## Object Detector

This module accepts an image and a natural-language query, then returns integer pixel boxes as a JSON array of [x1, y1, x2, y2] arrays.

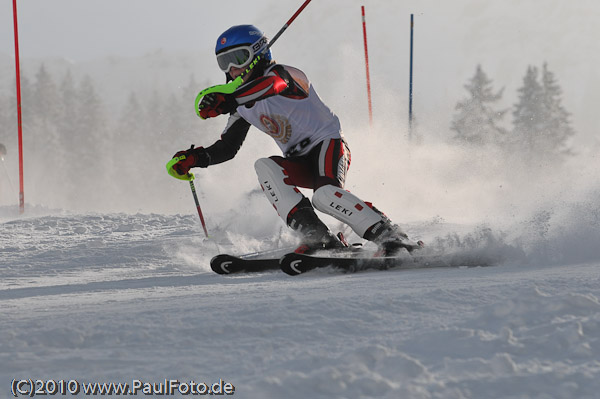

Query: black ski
[[279, 253, 395, 275], [210, 243, 364, 275], [279, 252, 494, 275], [210, 254, 280, 275]]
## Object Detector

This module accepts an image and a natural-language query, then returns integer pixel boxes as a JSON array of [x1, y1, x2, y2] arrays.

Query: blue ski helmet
[[215, 25, 272, 74]]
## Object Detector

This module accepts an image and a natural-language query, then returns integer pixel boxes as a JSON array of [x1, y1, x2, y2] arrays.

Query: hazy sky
[[1, 0, 264, 60], [1, 0, 599, 217], [2, 0, 600, 145]]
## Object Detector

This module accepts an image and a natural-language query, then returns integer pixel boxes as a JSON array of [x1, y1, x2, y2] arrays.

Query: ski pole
[[165, 148, 209, 238], [266, 0, 313, 52], [189, 178, 209, 238]]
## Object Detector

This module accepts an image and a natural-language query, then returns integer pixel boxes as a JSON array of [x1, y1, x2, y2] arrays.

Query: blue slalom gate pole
[[409, 14, 414, 140]]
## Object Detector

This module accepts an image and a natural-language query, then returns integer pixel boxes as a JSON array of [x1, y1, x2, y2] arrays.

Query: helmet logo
[[220, 37, 227, 45], [252, 36, 268, 53]]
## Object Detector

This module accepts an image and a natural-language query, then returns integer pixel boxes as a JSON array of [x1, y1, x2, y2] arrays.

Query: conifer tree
[[68, 75, 109, 204], [0, 94, 9, 200], [58, 70, 79, 146], [0, 95, 10, 145], [512, 66, 544, 155], [145, 90, 164, 143], [55, 70, 79, 178], [163, 92, 186, 140], [183, 75, 200, 133], [540, 63, 574, 157], [150, 91, 179, 155], [34, 66, 59, 185], [111, 91, 147, 198], [451, 65, 507, 146], [9, 73, 34, 148], [118, 91, 146, 151], [33, 64, 61, 131], [512, 64, 574, 162]]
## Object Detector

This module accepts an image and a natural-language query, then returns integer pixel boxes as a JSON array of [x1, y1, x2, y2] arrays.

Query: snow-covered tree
[[31, 65, 64, 200], [110, 91, 146, 197], [75, 75, 106, 140], [145, 90, 164, 142], [0, 95, 10, 146], [117, 91, 146, 150], [58, 70, 78, 143], [67, 75, 109, 203], [512, 64, 574, 162], [512, 66, 543, 155], [450, 65, 507, 146], [33, 65, 61, 129], [163, 93, 186, 138], [9, 73, 35, 147], [539, 63, 574, 157], [55, 70, 79, 176]]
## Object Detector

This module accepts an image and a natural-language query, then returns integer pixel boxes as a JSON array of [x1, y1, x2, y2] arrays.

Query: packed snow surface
[[2, 207, 599, 399]]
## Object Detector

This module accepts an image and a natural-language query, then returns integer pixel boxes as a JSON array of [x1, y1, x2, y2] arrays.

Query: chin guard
[[194, 56, 262, 119]]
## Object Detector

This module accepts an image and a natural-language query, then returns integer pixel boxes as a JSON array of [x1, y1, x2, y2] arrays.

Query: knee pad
[[312, 185, 383, 238], [255, 158, 305, 223]]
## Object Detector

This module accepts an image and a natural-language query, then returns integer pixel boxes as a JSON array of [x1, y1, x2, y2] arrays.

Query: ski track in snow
[[1, 209, 600, 399]]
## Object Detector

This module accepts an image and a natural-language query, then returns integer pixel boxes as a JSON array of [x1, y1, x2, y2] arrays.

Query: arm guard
[[233, 74, 289, 106], [232, 64, 310, 106]]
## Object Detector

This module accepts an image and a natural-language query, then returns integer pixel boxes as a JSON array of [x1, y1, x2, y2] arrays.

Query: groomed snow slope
[[1, 208, 599, 399]]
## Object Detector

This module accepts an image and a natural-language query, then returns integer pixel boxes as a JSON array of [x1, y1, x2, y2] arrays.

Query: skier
[[169, 25, 422, 255]]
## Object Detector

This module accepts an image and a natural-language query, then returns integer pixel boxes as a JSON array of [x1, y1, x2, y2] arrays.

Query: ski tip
[[280, 254, 301, 276], [210, 254, 233, 274], [280, 253, 323, 276], [280, 253, 313, 276]]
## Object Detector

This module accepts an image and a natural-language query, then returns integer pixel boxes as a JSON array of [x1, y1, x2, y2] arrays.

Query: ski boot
[[294, 230, 348, 255], [288, 201, 347, 255], [364, 220, 424, 257]]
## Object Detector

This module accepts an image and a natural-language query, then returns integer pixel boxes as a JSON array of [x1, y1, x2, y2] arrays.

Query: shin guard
[[254, 157, 305, 223], [312, 185, 383, 238]]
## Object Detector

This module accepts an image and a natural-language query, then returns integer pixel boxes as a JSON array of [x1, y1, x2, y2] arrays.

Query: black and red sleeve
[[233, 74, 289, 105], [233, 65, 310, 105], [203, 113, 252, 165]]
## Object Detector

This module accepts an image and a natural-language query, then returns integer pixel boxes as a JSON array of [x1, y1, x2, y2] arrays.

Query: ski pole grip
[[166, 156, 195, 181]]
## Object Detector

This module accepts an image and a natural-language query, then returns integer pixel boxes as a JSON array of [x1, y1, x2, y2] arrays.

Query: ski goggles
[[216, 46, 254, 73]]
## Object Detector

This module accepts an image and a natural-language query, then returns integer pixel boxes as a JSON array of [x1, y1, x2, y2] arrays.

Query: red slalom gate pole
[[12, 0, 25, 214], [361, 6, 373, 127]]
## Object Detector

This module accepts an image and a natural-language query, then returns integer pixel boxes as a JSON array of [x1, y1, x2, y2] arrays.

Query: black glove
[[198, 92, 237, 119], [171, 145, 210, 175]]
